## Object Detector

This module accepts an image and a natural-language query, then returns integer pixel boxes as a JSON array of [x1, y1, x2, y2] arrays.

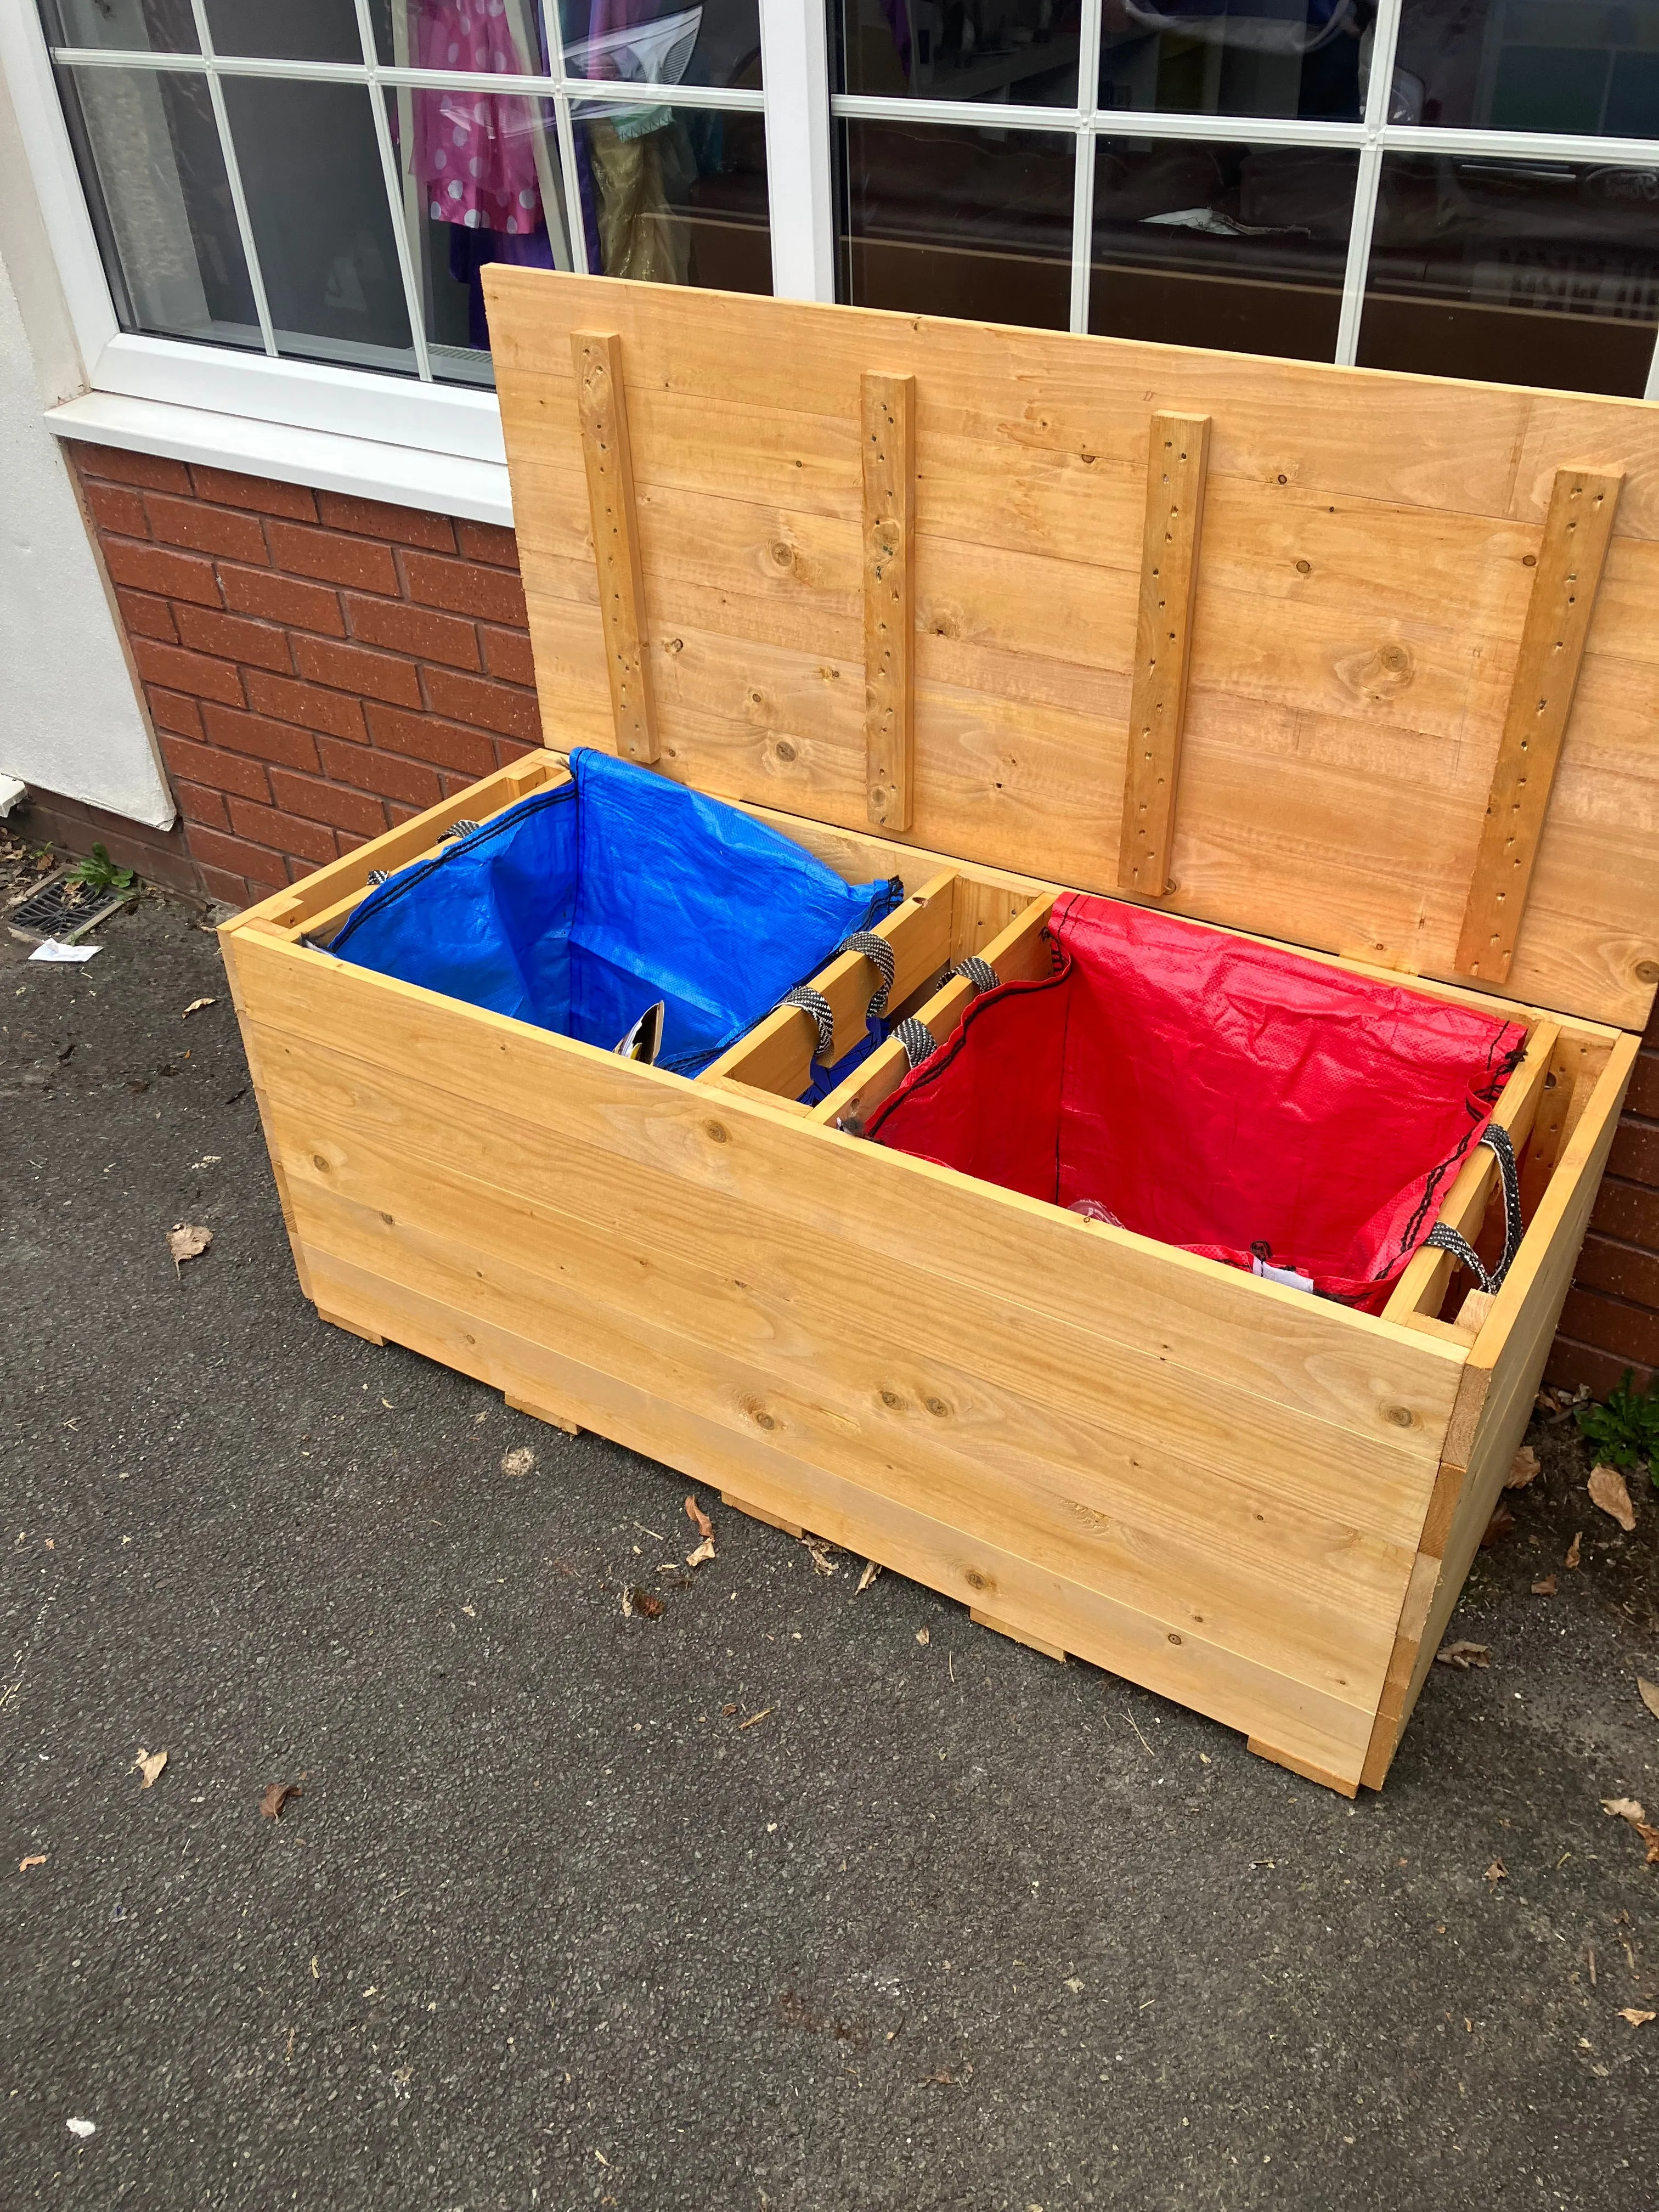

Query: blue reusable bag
[[326, 748, 902, 1075]]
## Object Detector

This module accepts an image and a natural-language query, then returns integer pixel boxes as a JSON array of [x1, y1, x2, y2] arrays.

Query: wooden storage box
[[221, 276, 1659, 1796]]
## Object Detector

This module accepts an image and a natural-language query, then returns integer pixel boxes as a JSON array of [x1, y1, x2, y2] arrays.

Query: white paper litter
[[29, 940, 101, 964], [66, 2118, 97, 2138]]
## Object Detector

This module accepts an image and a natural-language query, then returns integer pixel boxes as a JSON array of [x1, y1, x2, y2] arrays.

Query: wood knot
[[1337, 640, 1417, 701], [312, 1153, 329, 1172], [965, 1568, 990, 1593], [1384, 1403, 1415, 1429], [1636, 958, 1659, 986], [925, 1396, 949, 1418], [703, 1120, 729, 1144], [1167, 1631, 1183, 1645], [1295, 558, 1312, 575], [775, 739, 797, 763], [880, 1389, 904, 1410]]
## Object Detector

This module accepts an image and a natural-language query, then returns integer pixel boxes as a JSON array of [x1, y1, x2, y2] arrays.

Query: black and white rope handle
[[1424, 1124, 1522, 1295], [778, 930, 898, 1065]]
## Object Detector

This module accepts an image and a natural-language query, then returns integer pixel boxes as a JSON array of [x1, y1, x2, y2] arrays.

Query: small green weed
[[1576, 1369, 1659, 1486], [70, 843, 138, 894]]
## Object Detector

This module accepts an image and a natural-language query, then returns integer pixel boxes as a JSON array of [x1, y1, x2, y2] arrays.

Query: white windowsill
[[45, 388, 515, 528]]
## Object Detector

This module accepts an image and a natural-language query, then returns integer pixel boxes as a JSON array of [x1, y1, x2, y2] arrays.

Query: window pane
[[383, 0, 547, 75], [383, 87, 574, 383], [572, 105, 771, 292], [838, 0, 1080, 106], [840, 120, 1073, 326], [54, 64, 259, 345], [1395, 0, 1659, 137], [1098, 1, 1363, 123], [1089, 138, 1356, 358], [38, 0, 198, 52], [220, 77, 416, 371], [1358, 154, 1659, 397], [561, 0, 762, 92], [203, 0, 365, 61]]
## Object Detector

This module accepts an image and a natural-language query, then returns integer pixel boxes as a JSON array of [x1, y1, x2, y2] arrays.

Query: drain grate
[[6, 867, 129, 945]]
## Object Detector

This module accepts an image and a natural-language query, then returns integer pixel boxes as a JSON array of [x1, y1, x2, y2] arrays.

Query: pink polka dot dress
[[413, 1, 544, 236]]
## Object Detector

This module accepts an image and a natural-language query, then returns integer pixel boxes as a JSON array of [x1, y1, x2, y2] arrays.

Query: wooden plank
[[861, 371, 916, 831], [1455, 466, 1624, 984], [1361, 1033, 1639, 1787], [721, 1492, 805, 1539], [572, 329, 658, 765], [1381, 1019, 1560, 1325], [700, 867, 957, 1099], [1119, 413, 1210, 898], [810, 895, 1057, 1131], [487, 274, 1659, 1029]]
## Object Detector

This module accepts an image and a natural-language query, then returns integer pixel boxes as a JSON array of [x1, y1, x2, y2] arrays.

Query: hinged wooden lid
[[486, 269, 1659, 1032]]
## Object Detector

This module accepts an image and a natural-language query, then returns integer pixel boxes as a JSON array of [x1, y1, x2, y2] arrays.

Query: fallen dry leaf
[[1531, 1576, 1558, 1596], [1485, 1858, 1507, 1883], [622, 1586, 664, 1620], [182, 996, 217, 1018], [1480, 1505, 1515, 1548], [720, 1702, 738, 1717], [1639, 1678, 1659, 1723], [1588, 1464, 1637, 1532], [259, 1781, 303, 1821], [1505, 1446, 1541, 1491], [685, 1537, 716, 1570], [1602, 1797, 1648, 1825], [166, 1222, 211, 1272], [1565, 1530, 1583, 1570], [131, 1747, 167, 1789], [1640, 1825, 1659, 1866], [801, 1537, 839, 1577], [500, 1447, 536, 1479], [738, 1706, 772, 1730], [1436, 1640, 1490, 1671], [685, 1495, 713, 1542], [1619, 2008, 1656, 2027], [916, 1627, 930, 1646], [18, 1854, 47, 1872], [855, 1560, 882, 1594]]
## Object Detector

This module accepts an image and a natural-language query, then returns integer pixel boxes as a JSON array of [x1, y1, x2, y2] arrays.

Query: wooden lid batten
[[491, 271, 1659, 1033]]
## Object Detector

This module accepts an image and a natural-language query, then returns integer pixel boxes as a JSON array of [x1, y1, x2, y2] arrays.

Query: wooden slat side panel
[[1119, 413, 1210, 897], [1456, 468, 1623, 983], [230, 933, 1463, 1462], [299, 1243, 1378, 1785], [861, 371, 916, 831], [1361, 1034, 1638, 1787], [572, 329, 659, 764], [487, 272, 1659, 1029]]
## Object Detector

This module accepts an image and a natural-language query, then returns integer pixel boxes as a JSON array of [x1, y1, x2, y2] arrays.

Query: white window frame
[[4, 0, 1659, 528]]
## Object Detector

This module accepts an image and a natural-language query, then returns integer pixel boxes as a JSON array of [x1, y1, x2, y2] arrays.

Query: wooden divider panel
[[486, 270, 1659, 1032]]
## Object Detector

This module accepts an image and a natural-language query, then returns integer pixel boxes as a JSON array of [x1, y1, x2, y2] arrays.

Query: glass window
[[203, 1, 368, 64], [1098, 0, 1365, 123], [1394, 0, 1659, 138], [840, 119, 1074, 326], [838, 0, 1082, 106], [1357, 153, 1659, 396], [385, 87, 574, 382], [39, 0, 197, 52], [560, 0, 763, 92], [1090, 137, 1358, 357], [53, 63, 259, 346], [219, 76, 417, 371], [385, 0, 544, 75], [573, 103, 771, 292]]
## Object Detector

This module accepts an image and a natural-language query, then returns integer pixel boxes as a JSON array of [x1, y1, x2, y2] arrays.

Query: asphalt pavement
[[3, 889, 1656, 2212]]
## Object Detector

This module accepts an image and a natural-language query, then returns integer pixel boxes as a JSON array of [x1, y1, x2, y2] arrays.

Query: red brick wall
[[69, 441, 543, 910], [58, 435, 1659, 1401], [1547, 998, 1659, 1398]]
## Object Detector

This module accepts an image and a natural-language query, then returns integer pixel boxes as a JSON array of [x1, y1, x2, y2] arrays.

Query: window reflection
[[1359, 153, 1659, 396], [560, 0, 763, 91], [838, 0, 1082, 108], [840, 120, 1074, 326], [1097, 0, 1366, 123], [1396, 0, 1659, 139], [1090, 137, 1356, 356], [573, 106, 771, 292]]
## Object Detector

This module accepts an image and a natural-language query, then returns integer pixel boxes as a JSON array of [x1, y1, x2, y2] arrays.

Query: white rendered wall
[[0, 72, 172, 831]]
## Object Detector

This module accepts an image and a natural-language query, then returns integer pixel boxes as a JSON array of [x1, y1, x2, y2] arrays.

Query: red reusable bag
[[866, 892, 1527, 1311]]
